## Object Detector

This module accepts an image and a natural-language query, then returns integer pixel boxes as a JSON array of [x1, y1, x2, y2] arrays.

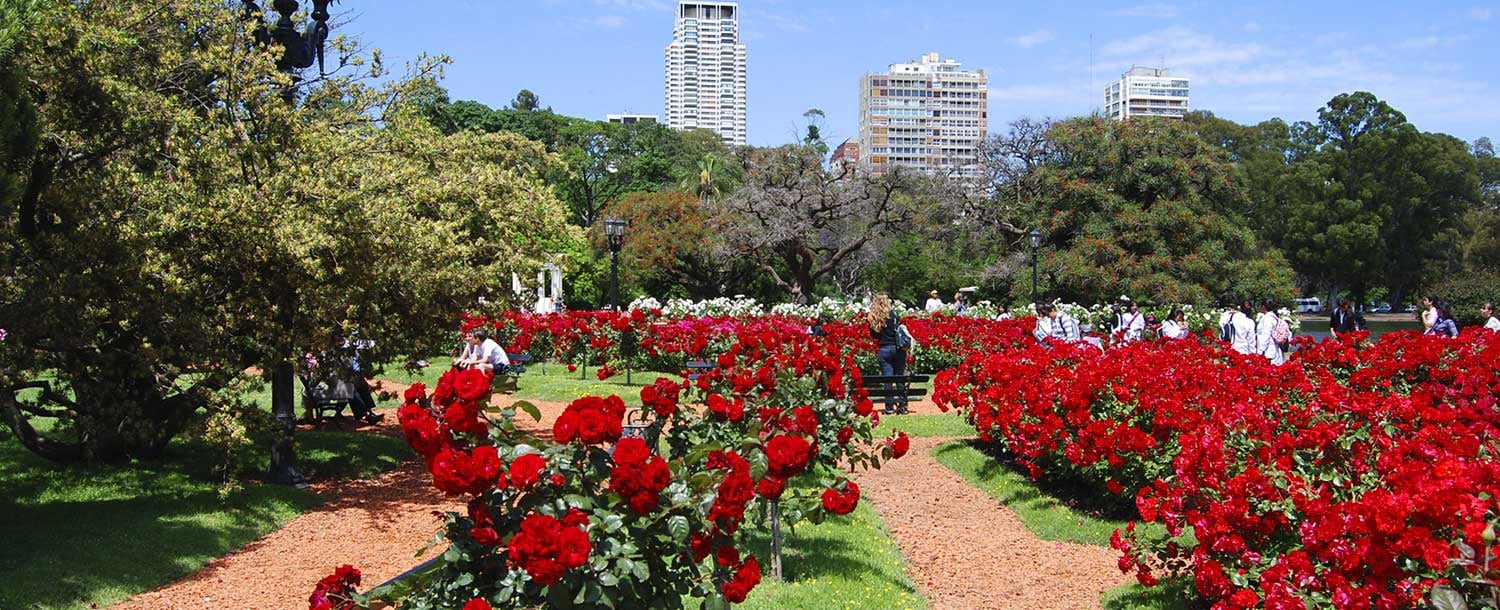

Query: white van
[[1294, 297, 1322, 313]]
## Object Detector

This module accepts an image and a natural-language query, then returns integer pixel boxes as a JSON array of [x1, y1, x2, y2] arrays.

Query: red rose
[[690, 532, 712, 562], [715, 544, 740, 566], [722, 556, 762, 603], [567, 363, 578, 372], [508, 514, 592, 586], [509, 453, 546, 489], [756, 476, 786, 500], [707, 393, 745, 421], [610, 437, 671, 514], [307, 564, 361, 610], [836, 426, 853, 445], [463, 599, 492, 610], [853, 398, 874, 416], [433, 370, 456, 405], [641, 378, 681, 418], [470, 526, 500, 546], [764, 435, 813, 479], [888, 431, 910, 459], [792, 406, 818, 435], [453, 368, 492, 402], [398, 402, 445, 458], [553, 396, 626, 444], [821, 481, 859, 515], [403, 382, 427, 402]]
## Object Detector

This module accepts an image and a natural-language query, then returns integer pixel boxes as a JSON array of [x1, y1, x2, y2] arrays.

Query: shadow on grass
[[1102, 579, 1201, 610], [945, 439, 1139, 522], [0, 424, 413, 610]]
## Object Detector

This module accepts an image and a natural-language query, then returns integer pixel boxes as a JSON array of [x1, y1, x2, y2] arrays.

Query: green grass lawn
[[377, 359, 665, 404], [874, 412, 973, 439], [930, 440, 1193, 609], [0, 402, 411, 610], [730, 501, 925, 610]]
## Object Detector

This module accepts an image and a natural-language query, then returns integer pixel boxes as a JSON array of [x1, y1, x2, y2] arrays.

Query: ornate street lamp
[[605, 218, 627, 311], [242, 0, 333, 487], [1029, 228, 1042, 303]]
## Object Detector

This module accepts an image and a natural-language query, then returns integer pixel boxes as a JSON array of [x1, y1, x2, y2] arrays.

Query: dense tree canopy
[[1030, 117, 1297, 304], [0, 0, 575, 462]]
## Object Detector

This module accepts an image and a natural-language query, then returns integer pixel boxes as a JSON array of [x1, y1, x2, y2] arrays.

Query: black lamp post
[[1029, 228, 1042, 303], [605, 218, 627, 311], [243, 0, 333, 487]]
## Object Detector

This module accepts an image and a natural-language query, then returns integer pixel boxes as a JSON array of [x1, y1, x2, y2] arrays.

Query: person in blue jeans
[[865, 292, 908, 414]]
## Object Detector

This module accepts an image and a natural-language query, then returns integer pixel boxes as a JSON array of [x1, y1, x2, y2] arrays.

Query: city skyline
[[351, 1, 1499, 146]]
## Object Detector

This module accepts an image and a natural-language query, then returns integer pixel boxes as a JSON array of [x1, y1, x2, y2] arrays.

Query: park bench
[[684, 359, 715, 381], [300, 373, 359, 422], [859, 373, 929, 415], [491, 352, 531, 393]]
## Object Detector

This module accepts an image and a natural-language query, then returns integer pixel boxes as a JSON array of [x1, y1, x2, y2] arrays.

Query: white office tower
[[1104, 66, 1190, 120], [664, 2, 748, 146], [859, 52, 988, 178]]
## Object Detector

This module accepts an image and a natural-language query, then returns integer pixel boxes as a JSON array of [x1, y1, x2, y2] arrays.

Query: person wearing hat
[[924, 290, 943, 313]]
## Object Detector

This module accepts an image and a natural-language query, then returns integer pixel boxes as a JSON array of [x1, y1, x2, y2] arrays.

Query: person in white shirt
[[1032, 304, 1057, 343], [924, 290, 943, 313], [1421, 295, 1438, 331], [1225, 302, 1257, 355], [1255, 300, 1286, 365], [1160, 309, 1189, 339], [1483, 302, 1500, 332], [456, 329, 510, 373], [1056, 309, 1082, 341], [995, 304, 1012, 320], [1117, 300, 1146, 342]]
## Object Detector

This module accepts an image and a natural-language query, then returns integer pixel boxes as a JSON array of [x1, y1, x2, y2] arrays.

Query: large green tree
[[0, 0, 576, 462], [1030, 117, 1297, 304]]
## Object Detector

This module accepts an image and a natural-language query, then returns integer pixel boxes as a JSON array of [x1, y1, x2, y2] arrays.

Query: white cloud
[[593, 0, 668, 11], [989, 84, 1077, 102], [762, 13, 809, 33], [1102, 26, 1263, 69], [1109, 3, 1178, 18], [1009, 29, 1055, 48]]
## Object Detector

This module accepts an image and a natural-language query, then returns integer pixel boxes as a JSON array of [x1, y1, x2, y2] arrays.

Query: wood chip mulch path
[[852, 436, 1127, 610], [116, 382, 1123, 609]]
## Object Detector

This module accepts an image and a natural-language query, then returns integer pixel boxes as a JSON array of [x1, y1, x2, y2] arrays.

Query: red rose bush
[[937, 329, 1500, 609], [315, 308, 907, 608]]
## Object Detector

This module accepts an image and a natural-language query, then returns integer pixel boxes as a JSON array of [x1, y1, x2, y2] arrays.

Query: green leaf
[[513, 400, 543, 422], [1430, 586, 1467, 610], [667, 515, 690, 543], [702, 593, 730, 610]]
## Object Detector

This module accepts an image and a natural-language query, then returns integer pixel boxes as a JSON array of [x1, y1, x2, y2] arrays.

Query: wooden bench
[[684, 359, 715, 381], [491, 352, 531, 393], [300, 374, 358, 422], [860, 374, 929, 415]]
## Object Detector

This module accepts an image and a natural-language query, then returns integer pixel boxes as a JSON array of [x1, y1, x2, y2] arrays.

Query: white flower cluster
[[628, 296, 1300, 332]]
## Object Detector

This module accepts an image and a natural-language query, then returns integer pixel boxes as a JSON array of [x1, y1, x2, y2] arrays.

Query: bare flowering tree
[[713, 144, 957, 303]]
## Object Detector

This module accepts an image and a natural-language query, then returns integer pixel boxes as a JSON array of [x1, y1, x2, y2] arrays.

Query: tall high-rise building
[[1104, 66, 1190, 120], [859, 52, 987, 178], [664, 2, 747, 146]]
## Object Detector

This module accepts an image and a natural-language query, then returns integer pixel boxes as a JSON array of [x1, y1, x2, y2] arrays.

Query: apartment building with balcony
[[1104, 66, 1190, 120], [664, 1, 747, 146], [858, 52, 988, 178]]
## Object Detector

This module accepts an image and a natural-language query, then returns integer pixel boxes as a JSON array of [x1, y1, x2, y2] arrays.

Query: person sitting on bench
[[455, 329, 510, 373]]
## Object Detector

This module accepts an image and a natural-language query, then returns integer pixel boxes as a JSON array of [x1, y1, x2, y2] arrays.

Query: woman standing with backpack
[[1256, 300, 1288, 365], [866, 293, 909, 414], [1426, 301, 1460, 338], [1222, 302, 1258, 355]]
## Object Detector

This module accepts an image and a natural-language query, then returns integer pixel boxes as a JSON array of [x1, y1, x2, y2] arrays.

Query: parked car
[[1374, 304, 1393, 313], [1402, 304, 1418, 313], [1294, 297, 1323, 313]]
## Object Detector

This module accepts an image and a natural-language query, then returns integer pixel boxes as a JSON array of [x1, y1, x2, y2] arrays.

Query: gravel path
[[113, 385, 573, 610], [116, 382, 1122, 609], [852, 436, 1127, 610]]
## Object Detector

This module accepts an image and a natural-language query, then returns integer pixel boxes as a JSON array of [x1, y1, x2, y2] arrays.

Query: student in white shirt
[[1118, 301, 1146, 342], [1160, 309, 1189, 339], [456, 329, 510, 373], [1255, 300, 1286, 366], [924, 290, 943, 313], [1483, 302, 1500, 332], [1033, 304, 1057, 343], [1225, 302, 1257, 355]]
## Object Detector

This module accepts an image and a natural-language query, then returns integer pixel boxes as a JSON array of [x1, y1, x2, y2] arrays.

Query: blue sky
[[350, 0, 1498, 146]]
